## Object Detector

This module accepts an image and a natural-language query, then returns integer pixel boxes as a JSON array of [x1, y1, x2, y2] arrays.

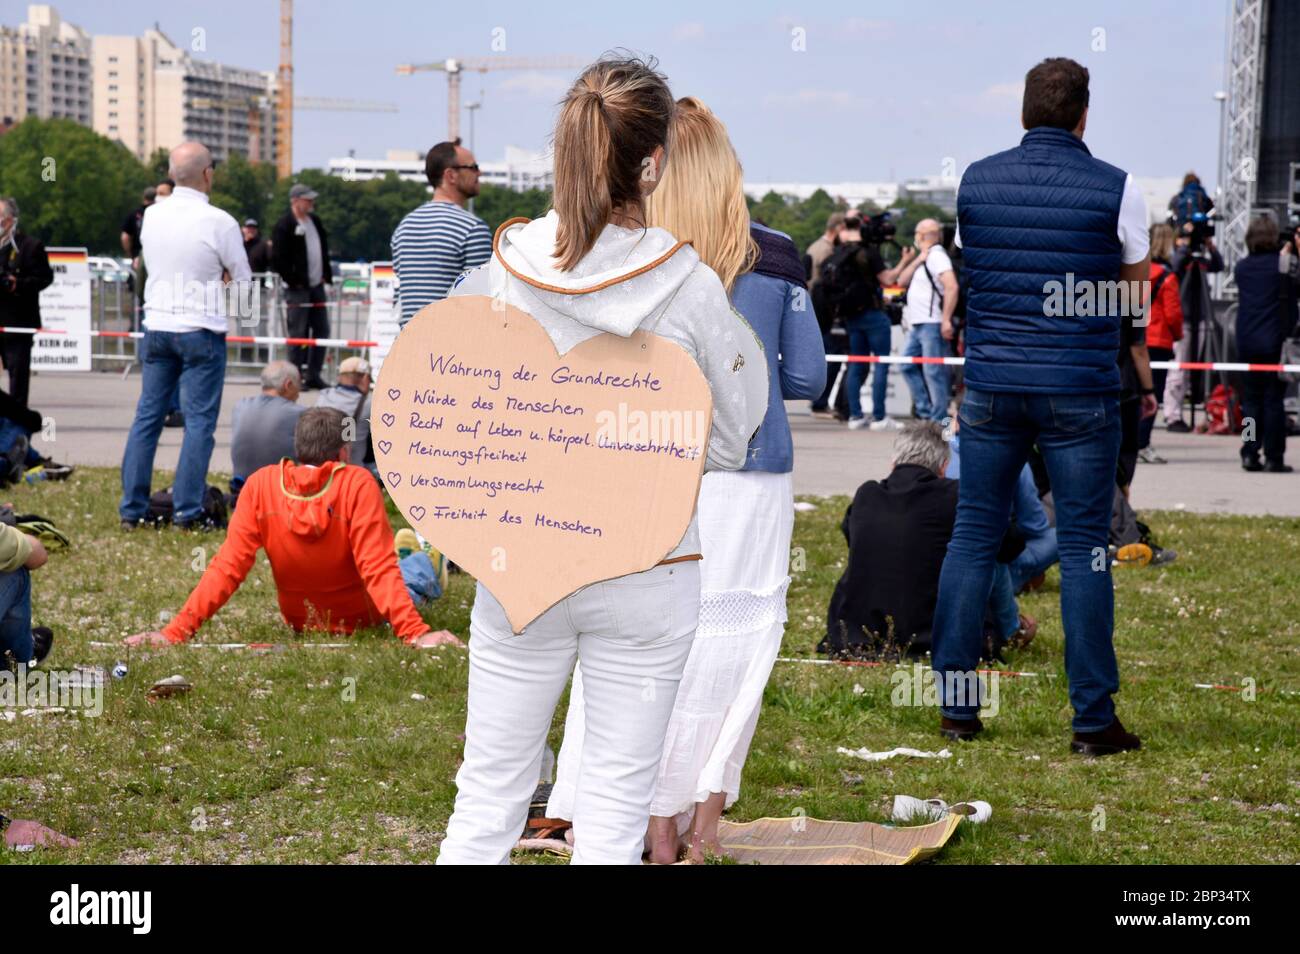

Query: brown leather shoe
[[1071, 718, 1141, 756], [1008, 613, 1037, 649], [940, 716, 983, 742]]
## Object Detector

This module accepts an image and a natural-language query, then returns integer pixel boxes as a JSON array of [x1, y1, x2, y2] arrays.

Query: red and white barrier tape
[[3, 325, 1297, 372], [826, 354, 1300, 373]]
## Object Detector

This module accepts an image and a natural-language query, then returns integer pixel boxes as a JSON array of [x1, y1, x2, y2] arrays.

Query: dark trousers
[[811, 328, 840, 410], [1138, 346, 1173, 449], [1238, 365, 1287, 465], [0, 333, 32, 408], [285, 284, 329, 385]]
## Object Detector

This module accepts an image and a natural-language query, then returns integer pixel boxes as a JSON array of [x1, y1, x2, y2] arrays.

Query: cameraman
[[0, 198, 53, 409], [1164, 221, 1223, 431], [1234, 216, 1299, 473], [823, 213, 910, 430]]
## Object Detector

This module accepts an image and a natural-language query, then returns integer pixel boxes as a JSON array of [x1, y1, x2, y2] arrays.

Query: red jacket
[[1147, 262, 1185, 351], [163, 460, 426, 643]]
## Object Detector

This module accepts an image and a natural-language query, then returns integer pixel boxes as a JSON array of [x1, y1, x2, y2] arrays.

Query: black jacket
[[822, 465, 959, 657], [0, 231, 54, 329], [1233, 251, 1299, 361], [271, 212, 332, 290], [245, 237, 272, 274]]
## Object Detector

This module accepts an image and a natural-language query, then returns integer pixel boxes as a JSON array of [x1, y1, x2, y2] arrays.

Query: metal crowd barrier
[[89, 274, 372, 379]]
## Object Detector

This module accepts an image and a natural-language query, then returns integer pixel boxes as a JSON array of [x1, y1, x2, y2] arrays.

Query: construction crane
[[276, 0, 293, 178], [395, 56, 586, 142]]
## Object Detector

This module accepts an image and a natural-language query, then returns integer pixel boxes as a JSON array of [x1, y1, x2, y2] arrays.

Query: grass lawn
[[2, 466, 1297, 864]]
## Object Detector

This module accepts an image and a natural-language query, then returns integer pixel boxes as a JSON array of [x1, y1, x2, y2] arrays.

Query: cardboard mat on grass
[[717, 813, 962, 865]]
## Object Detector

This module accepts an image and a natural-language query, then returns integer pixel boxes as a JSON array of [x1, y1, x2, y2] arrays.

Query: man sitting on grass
[[124, 408, 461, 649], [0, 519, 52, 671]]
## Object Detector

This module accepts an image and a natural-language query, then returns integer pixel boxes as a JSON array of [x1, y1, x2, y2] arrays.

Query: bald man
[[894, 218, 959, 421], [120, 141, 252, 530]]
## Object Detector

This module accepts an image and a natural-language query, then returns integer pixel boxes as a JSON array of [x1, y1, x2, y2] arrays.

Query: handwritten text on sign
[[373, 296, 712, 632]]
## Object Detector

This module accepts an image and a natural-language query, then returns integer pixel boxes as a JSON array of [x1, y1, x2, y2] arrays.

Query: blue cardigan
[[732, 224, 827, 473]]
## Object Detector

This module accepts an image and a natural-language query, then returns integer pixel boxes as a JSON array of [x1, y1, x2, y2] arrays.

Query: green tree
[[472, 185, 552, 235], [146, 147, 170, 183], [210, 152, 278, 227], [0, 117, 151, 254]]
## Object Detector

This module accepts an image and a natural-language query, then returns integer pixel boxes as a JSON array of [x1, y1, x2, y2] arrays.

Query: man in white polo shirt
[[894, 218, 959, 421], [119, 141, 251, 530]]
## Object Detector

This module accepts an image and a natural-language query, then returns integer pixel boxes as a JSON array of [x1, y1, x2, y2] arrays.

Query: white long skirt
[[548, 469, 794, 828]]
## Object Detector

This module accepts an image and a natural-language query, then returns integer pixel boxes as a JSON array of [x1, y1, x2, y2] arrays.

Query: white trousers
[[550, 471, 794, 829], [1163, 335, 1189, 423], [436, 561, 699, 865]]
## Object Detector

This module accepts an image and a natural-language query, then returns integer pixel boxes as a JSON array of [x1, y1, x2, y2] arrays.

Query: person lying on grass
[[124, 407, 462, 649]]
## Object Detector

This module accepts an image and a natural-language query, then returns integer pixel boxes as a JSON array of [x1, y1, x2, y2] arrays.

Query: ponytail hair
[[552, 54, 675, 271]]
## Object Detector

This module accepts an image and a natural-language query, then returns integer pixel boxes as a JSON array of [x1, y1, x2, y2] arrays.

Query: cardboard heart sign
[[373, 296, 712, 632]]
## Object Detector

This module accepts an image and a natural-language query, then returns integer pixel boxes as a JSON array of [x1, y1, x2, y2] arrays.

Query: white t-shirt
[[302, 215, 324, 287], [904, 245, 953, 325], [954, 174, 1151, 264], [141, 186, 252, 334]]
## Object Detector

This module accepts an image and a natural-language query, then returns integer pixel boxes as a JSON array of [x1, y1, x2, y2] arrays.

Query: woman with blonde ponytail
[[436, 56, 769, 866], [547, 97, 826, 862]]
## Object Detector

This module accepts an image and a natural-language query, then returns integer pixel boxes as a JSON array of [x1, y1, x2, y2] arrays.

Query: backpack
[[147, 485, 229, 529], [1204, 383, 1244, 435], [819, 242, 877, 321]]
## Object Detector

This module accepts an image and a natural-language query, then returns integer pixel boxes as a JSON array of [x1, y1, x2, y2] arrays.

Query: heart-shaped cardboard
[[373, 296, 713, 633]]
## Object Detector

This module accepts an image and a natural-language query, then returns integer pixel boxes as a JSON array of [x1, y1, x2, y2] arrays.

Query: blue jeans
[[1010, 526, 1059, 593], [0, 418, 41, 468], [988, 564, 1020, 644], [0, 568, 32, 666], [932, 389, 1121, 731], [400, 551, 443, 606], [120, 329, 227, 525], [844, 310, 891, 421], [901, 322, 951, 420]]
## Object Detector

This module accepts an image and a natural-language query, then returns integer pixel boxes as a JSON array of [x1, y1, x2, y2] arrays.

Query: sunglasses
[[451, 163, 480, 172]]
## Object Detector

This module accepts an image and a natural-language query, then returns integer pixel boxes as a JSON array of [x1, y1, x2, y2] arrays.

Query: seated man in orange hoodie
[[124, 407, 460, 649]]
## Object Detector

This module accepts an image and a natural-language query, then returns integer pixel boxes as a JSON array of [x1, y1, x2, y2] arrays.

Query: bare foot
[[646, 815, 680, 865]]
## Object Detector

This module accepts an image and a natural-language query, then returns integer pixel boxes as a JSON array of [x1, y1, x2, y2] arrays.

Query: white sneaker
[[1137, 447, 1167, 464], [891, 795, 993, 824], [847, 416, 869, 430], [868, 417, 902, 432]]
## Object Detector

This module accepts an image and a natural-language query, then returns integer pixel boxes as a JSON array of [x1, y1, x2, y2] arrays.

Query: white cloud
[[673, 22, 707, 41], [497, 72, 571, 98], [981, 82, 1025, 103]]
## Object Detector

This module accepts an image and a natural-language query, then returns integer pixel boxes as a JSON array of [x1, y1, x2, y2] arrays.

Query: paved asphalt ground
[[28, 370, 1300, 517]]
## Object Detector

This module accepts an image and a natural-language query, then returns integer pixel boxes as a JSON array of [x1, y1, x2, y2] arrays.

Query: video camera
[[845, 210, 898, 248], [1171, 209, 1216, 256]]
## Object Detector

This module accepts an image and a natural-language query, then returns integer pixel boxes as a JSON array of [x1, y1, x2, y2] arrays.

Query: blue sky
[[37, 0, 1230, 186]]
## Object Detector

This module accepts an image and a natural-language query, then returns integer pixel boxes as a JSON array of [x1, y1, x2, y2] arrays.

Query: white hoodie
[[451, 210, 768, 559]]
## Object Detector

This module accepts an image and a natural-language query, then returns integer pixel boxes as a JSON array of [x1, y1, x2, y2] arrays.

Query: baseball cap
[[289, 183, 319, 201], [243, 218, 258, 227], [338, 356, 371, 376]]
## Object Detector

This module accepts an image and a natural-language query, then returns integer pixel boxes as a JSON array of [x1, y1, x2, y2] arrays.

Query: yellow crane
[[395, 56, 586, 142], [277, 0, 292, 178]]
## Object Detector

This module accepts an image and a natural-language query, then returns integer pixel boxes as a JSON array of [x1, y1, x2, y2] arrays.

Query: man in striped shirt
[[392, 140, 493, 328]]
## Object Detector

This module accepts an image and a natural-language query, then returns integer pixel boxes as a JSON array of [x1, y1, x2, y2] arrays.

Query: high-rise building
[[0, 4, 92, 126], [92, 27, 275, 164]]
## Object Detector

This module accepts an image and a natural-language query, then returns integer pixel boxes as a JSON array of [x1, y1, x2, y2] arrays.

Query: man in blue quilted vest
[[932, 57, 1151, 756]]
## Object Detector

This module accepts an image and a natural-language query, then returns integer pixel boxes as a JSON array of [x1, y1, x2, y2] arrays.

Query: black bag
[[819, 242, 877, 322], [147, 485, 229, 529]]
